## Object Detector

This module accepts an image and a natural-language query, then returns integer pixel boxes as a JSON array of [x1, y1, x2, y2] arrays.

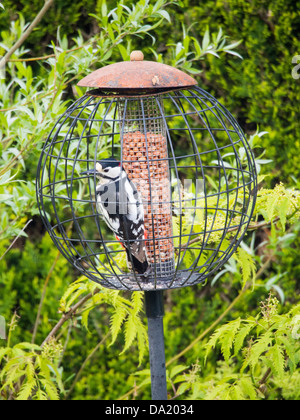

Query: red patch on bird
[[116, 235, 125, 249]]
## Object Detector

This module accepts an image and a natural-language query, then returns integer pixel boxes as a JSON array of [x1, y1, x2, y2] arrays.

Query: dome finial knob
[[130, 50, 144, 61]]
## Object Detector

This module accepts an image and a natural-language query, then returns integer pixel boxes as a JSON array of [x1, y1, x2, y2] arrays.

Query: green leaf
[[202, 27, 210, 51], [135, 24, 152, 33], [279, 196, 290, 230], [192, 37, 202, 57], [117, 43, 129, 61], [15, 343, 41, 351], [216, 27, 223, 44], [269, 343, 285, 378], [81, 306, 93, 331], [132, 292, 144, 315], [154, 10, 171, 23], [277, 335, 296, 372], [234, 321, 256, 356], [223, 50, 243, 59], [101, 0, 107, 17], [121, 315, 137, 354], [266, 192, 279, 221], [40, 378, 60, 400], [222, 40, 243, 50], [136, 318, 148, 365], [205, 319, 241, 364], [110, 306, 127, 346], [239, 377, 257, 400], [17, 380, 36, 401], [0, 194, 13, 202], [234, 247, 256, 288], [170, 365, 188, 379], [107, 24, 115, 42], [242, 331, 274, 373], [177, 381, 191, 396], [220, 319, 241, 364]]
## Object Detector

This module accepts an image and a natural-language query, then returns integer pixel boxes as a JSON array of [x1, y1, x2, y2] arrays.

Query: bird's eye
[[104, 168, 109, 173]]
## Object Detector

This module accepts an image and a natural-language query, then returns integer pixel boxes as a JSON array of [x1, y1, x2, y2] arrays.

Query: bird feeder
[[36, 51, 257, 400]]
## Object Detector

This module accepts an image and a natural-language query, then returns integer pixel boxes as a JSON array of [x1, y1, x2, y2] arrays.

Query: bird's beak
[[81, 163, 103, 177], [80, 169, 97, 177]]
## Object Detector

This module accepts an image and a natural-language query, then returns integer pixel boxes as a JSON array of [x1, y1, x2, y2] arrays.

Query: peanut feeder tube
[[119, 97, 175, 284]]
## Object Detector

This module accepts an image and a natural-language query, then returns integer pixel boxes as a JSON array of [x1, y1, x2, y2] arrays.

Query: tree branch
[[41, 288, 101, 348], [7, 45, 85, 63], [32, 251, 61, 344], [0, 0, 55, 69], [0, 219, 33, 261]]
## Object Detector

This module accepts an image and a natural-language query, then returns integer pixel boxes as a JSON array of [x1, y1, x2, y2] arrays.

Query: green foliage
[[197, 295, 300, 400], [0, 315, 64, 401], [173, 0, 300, 183], [139, 295, 300, 400], [234, 247, 256, 288], [59, 278, 148, 366], [0, 0, 96, 55], [255, 183, 300, 228], [152, 24, 244, 75]]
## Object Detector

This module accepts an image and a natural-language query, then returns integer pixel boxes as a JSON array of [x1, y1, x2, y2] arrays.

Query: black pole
[[145, 290, 168, 400]]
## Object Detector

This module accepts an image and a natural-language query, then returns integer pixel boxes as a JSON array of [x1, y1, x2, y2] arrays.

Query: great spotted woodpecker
[[81, 158, 150, 277]]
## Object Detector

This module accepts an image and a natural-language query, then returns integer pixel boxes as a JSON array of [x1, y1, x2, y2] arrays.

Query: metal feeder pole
[[145, 291, 168, 400]]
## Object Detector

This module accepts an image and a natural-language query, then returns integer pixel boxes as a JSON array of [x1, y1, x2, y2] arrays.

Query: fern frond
[[204, 383, 232, 400], [1, 358, 25, 388], [121, 314, 138, 354], [239, 377, 257, 400], [266, 193, 279, 221], [277, 335, 296, 372], [220, 319, 241, 364], [234, 247, 256, 288], [242, 331, 274, 373], [132, 292, 144, 316], [205, 319, 241, 364], [269, 343, 285, 378], [34, 388, 48, 401], [25, 358, 35, 383], [40, 378, 59, 401], [279, 196, 290, 230], [136, 318, 148, 366], [110, 306, 127, 346], [81, 305, 95, 332], [234, 321, 256, 356], [0, 347, 10, 363], [59, 281, 85, 313], [231, 383, 245, 400], [204, 326, 226, 364], [16, 379, 36, 401]]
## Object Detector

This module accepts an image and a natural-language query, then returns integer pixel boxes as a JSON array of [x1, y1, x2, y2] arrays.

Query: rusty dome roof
[[77, 51, 197, 95]]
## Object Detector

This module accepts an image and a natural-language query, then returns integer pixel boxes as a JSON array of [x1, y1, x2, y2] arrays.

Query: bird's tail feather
[[116, 235, 151, 280]]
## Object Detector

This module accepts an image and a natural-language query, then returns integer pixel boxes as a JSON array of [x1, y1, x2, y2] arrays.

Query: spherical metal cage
[[36, 86, 257, 291]]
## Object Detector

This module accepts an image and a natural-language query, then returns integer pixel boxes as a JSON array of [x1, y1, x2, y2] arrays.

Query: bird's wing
[[96, 178, 148, 265]]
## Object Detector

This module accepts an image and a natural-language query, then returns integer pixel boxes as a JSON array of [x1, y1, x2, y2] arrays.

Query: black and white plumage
[[82, 158, 150, 276]]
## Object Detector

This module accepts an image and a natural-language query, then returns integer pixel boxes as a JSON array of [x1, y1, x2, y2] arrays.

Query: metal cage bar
[[36, 87, 257, 291]]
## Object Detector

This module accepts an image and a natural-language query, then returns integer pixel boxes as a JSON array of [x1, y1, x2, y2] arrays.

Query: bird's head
[[81, 158, 123, 181]]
